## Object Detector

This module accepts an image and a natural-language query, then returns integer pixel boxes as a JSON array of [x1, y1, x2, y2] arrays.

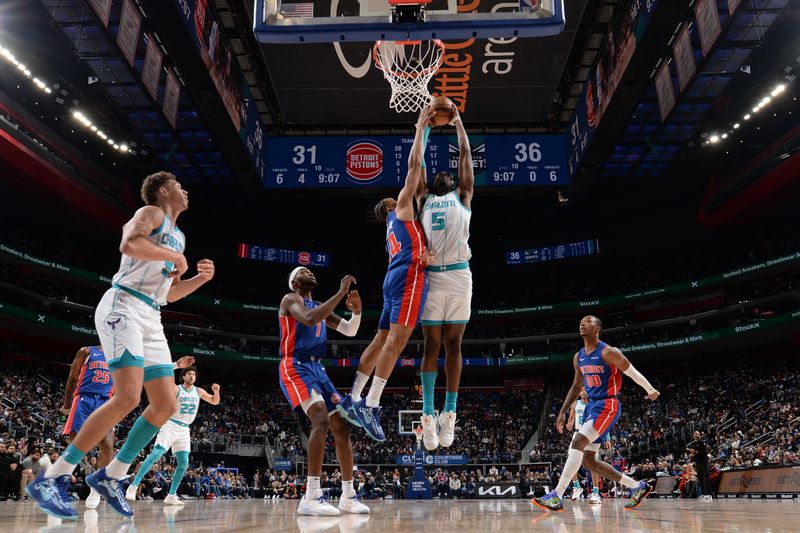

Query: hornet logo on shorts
[[106, 318, 122, 330], [345, 141, 383, 184], [330, 393, 342, 405]]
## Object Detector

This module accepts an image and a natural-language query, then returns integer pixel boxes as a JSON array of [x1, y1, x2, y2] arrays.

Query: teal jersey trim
[[425, 261, 469, 272], [113, 283, 161, 310], [107, 350, 144, 372], [168, 418, 191, 428], [149, 215, 167, 236], [453, 191, 471, 212], [144, 364, 176, 382]]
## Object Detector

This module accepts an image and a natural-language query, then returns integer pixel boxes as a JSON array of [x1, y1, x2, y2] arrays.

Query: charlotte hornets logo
[[107, 318, 122, 330]]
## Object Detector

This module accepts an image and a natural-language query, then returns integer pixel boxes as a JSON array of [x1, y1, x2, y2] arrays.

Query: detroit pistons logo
[[298, 252, 311, 266], [330, 393, 342, 405], [346, 141, 383, 183]]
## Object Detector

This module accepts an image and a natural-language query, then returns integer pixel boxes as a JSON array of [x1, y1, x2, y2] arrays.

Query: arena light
[[733, 123, 740, 129], [721, 133, 728, 139], [118, 144, 129, 152], [709, 134, 720, 144], [752, 106, 761, 113], [0, 41, 56, 98], [743, 114, 751, 120]]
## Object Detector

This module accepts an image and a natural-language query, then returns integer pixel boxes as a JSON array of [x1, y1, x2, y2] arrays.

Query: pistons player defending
[[278, 268, 369, 516], [337, 107, 435, 442], [60, 346, 113, 509], [533, 315, 660, 512]]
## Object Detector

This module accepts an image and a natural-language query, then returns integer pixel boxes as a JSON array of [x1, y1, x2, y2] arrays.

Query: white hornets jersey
[[420, 192, 471, 267], [112, 213, 185, 306], [172, 385, 200, 425]]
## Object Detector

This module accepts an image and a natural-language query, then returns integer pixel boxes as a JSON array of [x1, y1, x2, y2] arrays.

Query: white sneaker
[[86, 488, 102, 509], [437, 412, 457, 448], [338, 493, 370, 514], [164, 494, 185, 506], [125, 484, 138, 502], [571, 486, 584, 500], [421, 414, 439, 451], [589, 492, 601, 505], [297, 495, 341, 516]]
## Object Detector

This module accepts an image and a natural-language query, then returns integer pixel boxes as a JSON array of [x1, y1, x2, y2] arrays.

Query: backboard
[[254, 0, 565, 43]]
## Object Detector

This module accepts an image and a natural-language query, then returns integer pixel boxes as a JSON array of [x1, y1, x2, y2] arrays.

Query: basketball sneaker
[[338, 492, 370, 514], [297, 493, 341, 516], [86, 467, 134, 518], [531, 491, 563, 512], [351, 400, 385, 442], [437, 412, 457, 448], [571, 486, 584, 500], [624, 481, 653, 510], [588, 491, 601, 505], [26, 473, 78, 520], [125, 483, 138, 502], [421, 414, 439, 451], [85, 488, 102, 509], [335, 395, 362, 428], [164, 494, 185, 506]]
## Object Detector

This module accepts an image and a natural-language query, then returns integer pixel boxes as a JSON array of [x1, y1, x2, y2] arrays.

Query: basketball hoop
[[373, 39, 445, 113]]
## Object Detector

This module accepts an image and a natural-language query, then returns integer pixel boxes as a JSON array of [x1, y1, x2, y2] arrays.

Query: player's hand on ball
[[555, 412, 566, 434], [176, 356, 195, 368], [449, 105, 462, 126], [346, 290, 362, 314], [196, 259, 215, 281], [60, 406, 71, 416], [417, 106, 436, 128], [339, 275, 356, 295], [211, 383, 220, 393], [646, 390, 660, 401]]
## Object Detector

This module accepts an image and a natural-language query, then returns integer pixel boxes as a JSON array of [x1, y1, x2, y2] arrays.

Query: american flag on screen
[[280, 2, 314, 18]]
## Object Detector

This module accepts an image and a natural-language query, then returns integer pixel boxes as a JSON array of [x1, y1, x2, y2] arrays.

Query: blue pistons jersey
[[77, 346, 113, 397], [278, 298, 327, 361], [577, 341, 621, 400]]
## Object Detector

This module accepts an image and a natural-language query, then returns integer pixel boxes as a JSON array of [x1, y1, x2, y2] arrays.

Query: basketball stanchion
[[406, 426, 433, 499]]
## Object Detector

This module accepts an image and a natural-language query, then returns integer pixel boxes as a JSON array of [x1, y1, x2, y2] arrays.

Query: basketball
[[430, 96, 455, 126]]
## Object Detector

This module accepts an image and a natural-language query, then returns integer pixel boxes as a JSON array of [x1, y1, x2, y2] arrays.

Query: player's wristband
[[623, 364, 656, 394], [172, 362, 179, 370], [336, 313, 361, 337]]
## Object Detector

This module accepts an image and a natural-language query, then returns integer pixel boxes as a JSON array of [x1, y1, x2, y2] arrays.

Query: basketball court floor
[[2, 498, 799, 532]]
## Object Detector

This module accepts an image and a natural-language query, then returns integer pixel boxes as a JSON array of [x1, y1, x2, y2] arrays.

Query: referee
[[687, 431, 712, 500]]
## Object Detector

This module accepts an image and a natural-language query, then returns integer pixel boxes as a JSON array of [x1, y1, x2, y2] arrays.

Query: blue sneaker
[[351, 400, 385, 442], [87, 467, 134, 518], [531, 490, 564, 512], [335, 395, 362, 428], [625, 481, 653, 510], [27, 473, 78, 520]]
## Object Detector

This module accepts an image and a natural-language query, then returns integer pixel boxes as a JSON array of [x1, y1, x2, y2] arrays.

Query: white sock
[[306, 476, 322, 499], [351, 372, 369, 401], [45, 457, 77, 479], [105, 458, 131, 479], [341, 480, 355, 497], [619, 474, 639, 489], [365, 376, 387, 408], [556, 449, 584, 498]]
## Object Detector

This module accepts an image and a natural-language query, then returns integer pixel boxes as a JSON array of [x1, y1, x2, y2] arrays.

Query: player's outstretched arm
[[167, 259, 215, 302], [397, 107, 436, 221], [452, 107, 474, 209], [282, 275, 356, 326], [61, 347, 90, 415], [198, 384, 221, 405], [556, 354, 583, 434], [326, 290, 362, 337], [602, 346, 660, 400], [120, 206, 188, 275]]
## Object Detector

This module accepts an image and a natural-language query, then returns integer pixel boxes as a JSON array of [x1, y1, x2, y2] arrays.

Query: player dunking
[[126, 366, 220, 505], [278, 267, 369, 516], [532, 315, 660, 512], [29, 171, 211, 519], [418, 105, 473, 450], [60, 345, 114, 510], [336, 107, 435, 442]]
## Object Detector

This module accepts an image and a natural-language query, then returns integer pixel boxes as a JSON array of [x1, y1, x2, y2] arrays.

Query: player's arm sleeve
[[623, 364, 656, 394], [334, 312, 361, 337]]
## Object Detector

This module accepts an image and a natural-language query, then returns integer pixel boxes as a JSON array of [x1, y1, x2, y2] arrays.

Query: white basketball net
[[373, 39, 445, 113]]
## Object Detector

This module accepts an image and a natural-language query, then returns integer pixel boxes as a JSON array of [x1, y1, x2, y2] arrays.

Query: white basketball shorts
[[420, 269, 472, 325]]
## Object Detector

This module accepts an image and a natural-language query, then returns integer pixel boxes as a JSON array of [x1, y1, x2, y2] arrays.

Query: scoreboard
[[263, 134, 569, 188], [506, 239, 600, 265], [238, 243, 330, 267]]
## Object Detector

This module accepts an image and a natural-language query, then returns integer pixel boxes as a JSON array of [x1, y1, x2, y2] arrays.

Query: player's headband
[[288, 266, 304, 290]]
